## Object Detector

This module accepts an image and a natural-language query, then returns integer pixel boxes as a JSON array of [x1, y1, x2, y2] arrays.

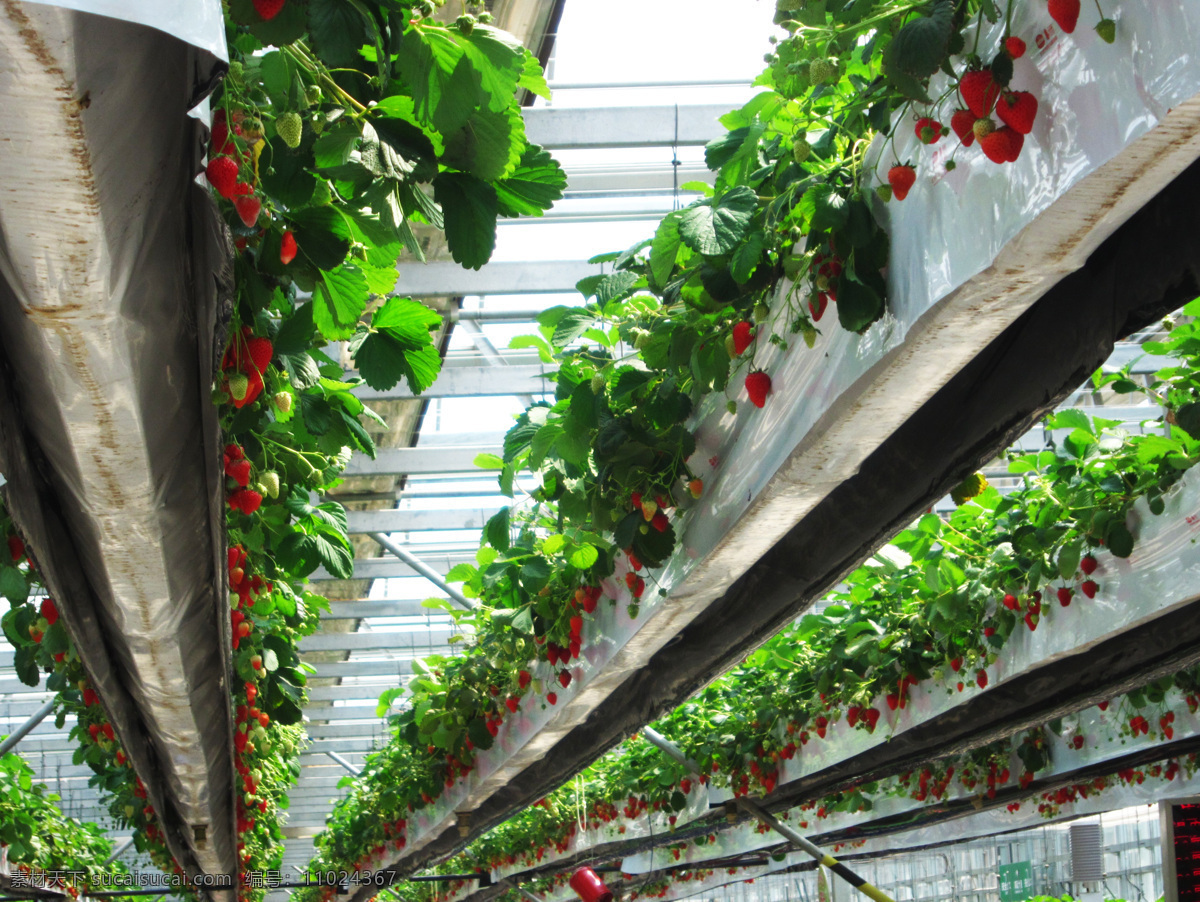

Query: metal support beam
[[0, 697, 55, 755], [342, 447, 495, 477], [104, 836, 136, 865], [523, 103, 730, 149], [369, 533, 477, 610], [324, 751, 362, 776], [394, 259, 598, 297], [640, 727, 894, 902], [345, 507, 503, 535], [457, 319, 539, 407], [351, 364, 549, 402]]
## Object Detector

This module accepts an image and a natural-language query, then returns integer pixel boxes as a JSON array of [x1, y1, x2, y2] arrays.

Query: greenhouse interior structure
[[3, 2, 1200, 902]]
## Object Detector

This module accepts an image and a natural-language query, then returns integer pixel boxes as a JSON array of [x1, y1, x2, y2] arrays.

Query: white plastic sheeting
[[21, 0, 226, 60], [0, 0, 232, 882], [878, 2, 1200, 324]]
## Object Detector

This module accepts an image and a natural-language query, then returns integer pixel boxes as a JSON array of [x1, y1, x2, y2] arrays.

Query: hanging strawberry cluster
[[885, 0, 1115, 198]]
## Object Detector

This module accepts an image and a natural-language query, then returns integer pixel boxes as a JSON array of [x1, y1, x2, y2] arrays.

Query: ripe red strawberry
[[960, 70, 1000, 118], [1072, 734, 1084, 749], [252, 0, 287, 20], [235, 196, 262, 228], [1005, 36, 1026, 58], [745, 371, 771, 408], [886, 692, 899, 711], [546, 692, 557, 705], [651, 511, 669, 533], [1080, 579, 1098, 599], [505, 697, 519, 713], [7, 535, 24, 562], [809, 291, 828, 322], [1057, 586, 1073, 606], [246, 336, 273, 375], [225, 458, 252, 487], [847, 706, 860, 727], [983, 626, 996, 637], [950, 656, 962, 672], [1080, 555, 1098, 575], [980, 126, 1024, 164], [280, 230, 298, 265], [1002, 593, 1019, 611], [569, 615, 583, 636], [996, 91, 1038, 135], [976, 669, 988, 689], [229, 489, 263, 515], [887, 164, 916, 201], [83, 687, 99, 707], [862, 708, 880, 730], [950, 109, 977, 146], [1048, 0, 1080, 32], [732, 321, 754, 355], [206, 156, 239, 199], [914, 117, 943, 145], [518, 670, 531, 689], [1024, 612, 1038, 631], [40, 598, 58, 626], [558, 670, 572, 688]]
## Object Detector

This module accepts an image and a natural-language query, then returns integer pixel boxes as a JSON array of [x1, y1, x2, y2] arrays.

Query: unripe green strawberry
[[590, 373, 606, 393], [875, 184, 893, 202], [227, 61, 245, 87], [792, 136, 811, 165], [304, 85, 322, 106], [276, 111, 302, 149], [1094, 18, 1115, 43], [634, 331, 651, 350], [754, 301, 771, 322], [726, 399, 737, 415], [725, 334, 738, 358], [228, 373, 250, 401], [272, 391, 292, 414], [456, 14, 475, 34], [809, 58, 837, 84], [260, 471, 281, 499], [972, 118, 996, 140]]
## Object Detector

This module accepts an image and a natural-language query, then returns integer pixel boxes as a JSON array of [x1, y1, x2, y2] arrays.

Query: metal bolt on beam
[[0, 697, 56, 755], [368, 533, 478, 610], [639, 727, 895, 902]]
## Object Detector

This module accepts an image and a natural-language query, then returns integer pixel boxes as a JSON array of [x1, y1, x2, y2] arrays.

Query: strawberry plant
[[0, 750, 138, 900], [296, 304, 1200, 884]]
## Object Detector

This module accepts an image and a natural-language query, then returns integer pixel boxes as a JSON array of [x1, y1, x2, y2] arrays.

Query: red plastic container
[[569, 868, 613, 902]]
